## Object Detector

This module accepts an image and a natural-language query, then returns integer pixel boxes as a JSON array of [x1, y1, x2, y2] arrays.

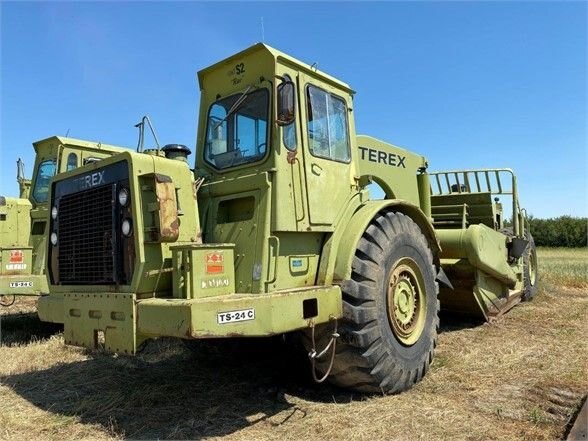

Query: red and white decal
[[10, 250, 24, 263], [6, 250, 26, 270], [206, 252, 224, 274]]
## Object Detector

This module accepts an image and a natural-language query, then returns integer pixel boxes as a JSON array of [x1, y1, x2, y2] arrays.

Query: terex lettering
[[76, 171, 105, 190], [359, 146, 406, 168]]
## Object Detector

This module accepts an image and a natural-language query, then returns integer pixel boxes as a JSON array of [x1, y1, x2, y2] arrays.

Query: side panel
[[356, 135, 427, 205], [0, 198, 41, 293], [199, 172, 271, 294], [0, 197, 32, 250], [265, 231, 323, 292], [29, 209, 49, 276]]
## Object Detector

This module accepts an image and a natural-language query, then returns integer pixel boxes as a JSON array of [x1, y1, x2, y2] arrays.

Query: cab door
[[299, 75, 354, 227]]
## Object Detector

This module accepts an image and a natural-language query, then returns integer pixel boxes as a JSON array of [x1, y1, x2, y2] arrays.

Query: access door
[[299, 77, 354, 227]]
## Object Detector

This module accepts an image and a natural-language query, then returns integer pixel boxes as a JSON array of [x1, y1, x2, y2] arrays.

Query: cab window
[[306, 85, 350, 163], [281, 74, 297, 151], [283, 124, 297, 151], [204, 88, 269, 170], [32, 160, 56, 203], [66, 152, 78, 171]]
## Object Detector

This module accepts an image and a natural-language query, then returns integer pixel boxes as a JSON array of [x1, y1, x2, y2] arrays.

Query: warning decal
[[206, 252, 224, 274]]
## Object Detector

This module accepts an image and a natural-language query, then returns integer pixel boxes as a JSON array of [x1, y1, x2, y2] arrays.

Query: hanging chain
[[308, 317, 339, 383], [0, 295, 16, 307]]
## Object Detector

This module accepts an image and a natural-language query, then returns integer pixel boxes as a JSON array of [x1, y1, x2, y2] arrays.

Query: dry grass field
[[0, 247, 586, 441]]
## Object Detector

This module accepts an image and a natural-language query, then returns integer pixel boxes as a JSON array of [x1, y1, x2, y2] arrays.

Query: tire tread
[[306, 210, 440, 393]]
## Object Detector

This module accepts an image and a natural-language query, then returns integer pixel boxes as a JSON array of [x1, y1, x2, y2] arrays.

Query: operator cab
[[195, 44, 358, 235]]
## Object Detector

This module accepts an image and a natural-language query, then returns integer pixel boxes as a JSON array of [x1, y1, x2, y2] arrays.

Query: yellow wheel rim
[[387, 258, 427, 346]]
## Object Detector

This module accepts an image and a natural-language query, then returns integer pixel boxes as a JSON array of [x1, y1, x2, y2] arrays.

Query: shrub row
[[525, 216, 587, 247]]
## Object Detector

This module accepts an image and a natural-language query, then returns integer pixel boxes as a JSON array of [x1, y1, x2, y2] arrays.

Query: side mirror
[[277, 80, 296, 126]]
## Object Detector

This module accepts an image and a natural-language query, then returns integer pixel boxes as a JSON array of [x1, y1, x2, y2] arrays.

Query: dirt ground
[[0, 248, 586, 441]]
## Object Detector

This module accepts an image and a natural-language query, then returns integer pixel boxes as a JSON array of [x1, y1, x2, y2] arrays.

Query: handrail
[[429, 168, 515, 195], [429, 168, 521, 237]]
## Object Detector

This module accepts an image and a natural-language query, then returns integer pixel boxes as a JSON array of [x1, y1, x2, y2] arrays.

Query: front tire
[[307, 211, 440, 394]]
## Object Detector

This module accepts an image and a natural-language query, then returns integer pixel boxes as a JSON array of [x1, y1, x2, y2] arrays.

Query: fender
[[318, 199, 441, 286]]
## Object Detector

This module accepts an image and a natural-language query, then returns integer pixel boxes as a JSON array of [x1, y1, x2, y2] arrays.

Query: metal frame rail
[[428, 168, 524, 237]]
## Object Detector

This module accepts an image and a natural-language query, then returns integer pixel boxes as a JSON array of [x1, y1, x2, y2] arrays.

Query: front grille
[[58, 185, 115, 284]]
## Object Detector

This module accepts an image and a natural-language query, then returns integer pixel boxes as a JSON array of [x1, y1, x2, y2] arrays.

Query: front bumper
[[0, 274, 48, 296], [38, 285, 343, 354]]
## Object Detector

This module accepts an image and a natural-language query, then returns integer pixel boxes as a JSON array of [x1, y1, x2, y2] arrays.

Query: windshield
[[32, 159, 56, 203], [204, 88, 269, 170]]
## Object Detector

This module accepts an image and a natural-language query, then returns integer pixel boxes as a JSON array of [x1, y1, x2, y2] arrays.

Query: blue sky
[[1, 1, 586, 218]]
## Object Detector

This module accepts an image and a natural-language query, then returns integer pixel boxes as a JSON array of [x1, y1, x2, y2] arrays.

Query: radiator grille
[[58, 185, 115, 284]]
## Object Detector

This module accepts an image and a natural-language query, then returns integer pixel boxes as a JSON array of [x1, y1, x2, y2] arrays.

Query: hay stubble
[[0, 248, 586, 440]]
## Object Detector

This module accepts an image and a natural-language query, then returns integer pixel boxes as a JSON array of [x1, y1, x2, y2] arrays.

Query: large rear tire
[[306, 211, 439, 394], [522, 232, 538, 301]]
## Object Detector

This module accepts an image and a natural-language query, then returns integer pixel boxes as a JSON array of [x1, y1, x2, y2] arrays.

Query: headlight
[[51, 206, 58, 220], [50, 232, 58, 246], [121, 219, 132, 237], [118, 188, 129, 207]]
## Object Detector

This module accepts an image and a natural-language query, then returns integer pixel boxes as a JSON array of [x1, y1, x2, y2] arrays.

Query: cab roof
[[197, 43, 354, 94], [32, 136, 130, 154]]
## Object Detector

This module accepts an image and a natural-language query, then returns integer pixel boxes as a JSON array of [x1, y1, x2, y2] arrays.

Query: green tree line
[[526, 216, 587, 247]]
